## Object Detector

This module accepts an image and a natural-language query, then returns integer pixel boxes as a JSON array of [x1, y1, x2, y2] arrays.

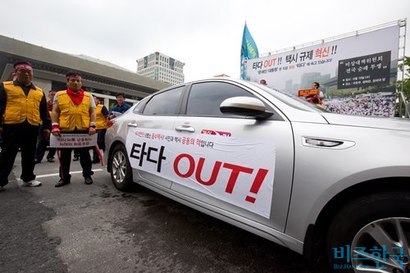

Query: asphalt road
[[0, 152, 316, 273]]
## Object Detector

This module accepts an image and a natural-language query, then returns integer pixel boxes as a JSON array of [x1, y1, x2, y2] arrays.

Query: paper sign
[[50, 133, 97, 148], [298, 89, 318, 97]]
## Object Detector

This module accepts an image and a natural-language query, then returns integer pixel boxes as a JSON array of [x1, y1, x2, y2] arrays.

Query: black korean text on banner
[[125, 128, 276, 218], [49, 133, 97, 148], [337, 51, 391, 89], [130, 142, 166, 172]]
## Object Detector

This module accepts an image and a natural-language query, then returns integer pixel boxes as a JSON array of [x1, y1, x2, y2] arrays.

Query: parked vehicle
[[105, 78, 410, 272]]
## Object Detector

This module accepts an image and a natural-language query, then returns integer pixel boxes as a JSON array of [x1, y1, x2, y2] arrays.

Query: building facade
[[136, 52, 185, 85], [0, 35, 170, 109]]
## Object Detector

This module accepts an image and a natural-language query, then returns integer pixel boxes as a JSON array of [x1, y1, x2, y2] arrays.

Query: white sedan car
[[105, 78, 410, 272]]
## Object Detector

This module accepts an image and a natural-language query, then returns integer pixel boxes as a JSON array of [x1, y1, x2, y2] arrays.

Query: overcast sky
[[1, 0, 409, 82]]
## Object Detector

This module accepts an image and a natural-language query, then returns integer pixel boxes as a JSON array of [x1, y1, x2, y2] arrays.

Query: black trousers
[[35, 127, 56, 162], [59, 147, 94, 182], [93, 129, 106, 160], [0, 122, 39, 186]]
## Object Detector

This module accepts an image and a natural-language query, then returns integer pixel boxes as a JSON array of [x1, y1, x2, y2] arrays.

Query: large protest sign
[[244, 22, 401, 117], [244, 24, 400, 93]]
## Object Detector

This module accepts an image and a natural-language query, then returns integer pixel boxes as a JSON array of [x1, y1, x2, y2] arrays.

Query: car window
[[143, 86, 184, 115], [250, 83, 329, 113], [186, 82, 254, 117], [133, 96, 150, 114]]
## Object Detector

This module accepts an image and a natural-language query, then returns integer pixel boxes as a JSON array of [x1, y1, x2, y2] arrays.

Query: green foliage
[[403, 80, 410, 98], [396, 56, 409, 117], [397, 56, 410, 99]]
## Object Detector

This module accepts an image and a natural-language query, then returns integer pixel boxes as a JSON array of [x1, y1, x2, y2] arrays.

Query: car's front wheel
[[326, 192, 410, 273], [110, 144, 134, 191]]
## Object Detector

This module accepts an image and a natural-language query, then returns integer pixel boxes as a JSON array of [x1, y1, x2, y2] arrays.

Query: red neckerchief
[[66, 87, 84, 105]]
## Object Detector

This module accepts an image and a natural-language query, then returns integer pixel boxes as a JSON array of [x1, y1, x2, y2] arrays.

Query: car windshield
[[248, 82, 329, 113]]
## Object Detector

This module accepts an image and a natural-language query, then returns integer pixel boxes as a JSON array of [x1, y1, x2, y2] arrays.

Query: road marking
[[36, 169, 104, 178]]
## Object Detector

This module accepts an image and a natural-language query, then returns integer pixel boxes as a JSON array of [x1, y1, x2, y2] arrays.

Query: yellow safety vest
[[56, 90, 92, 132], [95, 104, 107, 130], [2, 81, 43, 125]]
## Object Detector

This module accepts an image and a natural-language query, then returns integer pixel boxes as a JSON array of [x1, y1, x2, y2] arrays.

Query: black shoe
[[55, 179, 70, 187], [92, 159, 100, 164], [73, 156, 79, 161], [84, 177, 93, 185], [47, 157, 55, 162]]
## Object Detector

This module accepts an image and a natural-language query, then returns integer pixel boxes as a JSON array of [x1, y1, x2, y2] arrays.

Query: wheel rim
[[111, 150, 127, 184], [351, 217, 410, 272]]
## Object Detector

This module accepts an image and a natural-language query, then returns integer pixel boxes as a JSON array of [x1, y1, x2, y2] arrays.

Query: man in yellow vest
[[51, 71, 96, 187], [0, 61, 51, 191], [92, 96, 109, 164]]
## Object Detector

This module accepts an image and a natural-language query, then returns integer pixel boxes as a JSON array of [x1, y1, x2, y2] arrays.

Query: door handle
[[302, 137, 355, 149], [175, 125, 195, 133], [127, 122, 138, 128]]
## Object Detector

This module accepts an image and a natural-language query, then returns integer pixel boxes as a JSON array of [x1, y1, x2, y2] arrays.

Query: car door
[[169, 81, 294, 232], [126, 86, 185, 189]]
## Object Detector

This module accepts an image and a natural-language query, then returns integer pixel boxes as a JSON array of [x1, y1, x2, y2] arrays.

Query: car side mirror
[[220, 96, 273, 119]]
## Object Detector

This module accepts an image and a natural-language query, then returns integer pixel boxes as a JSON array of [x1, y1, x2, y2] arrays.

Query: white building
[[136, 52, 185, 85]]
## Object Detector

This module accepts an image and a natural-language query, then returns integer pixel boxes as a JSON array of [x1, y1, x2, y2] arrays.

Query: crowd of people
[[295, 81, 396, 118], [0, 61, 131, 191], [323, 94, 396, 117]]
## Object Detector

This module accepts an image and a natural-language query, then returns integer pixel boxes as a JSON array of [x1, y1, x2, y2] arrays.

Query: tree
[[396, 56, 409, 117], [398, 56, 410, 99]]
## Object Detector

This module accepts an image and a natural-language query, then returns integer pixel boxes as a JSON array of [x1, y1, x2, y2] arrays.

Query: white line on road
[[36, 169, 104, 178]]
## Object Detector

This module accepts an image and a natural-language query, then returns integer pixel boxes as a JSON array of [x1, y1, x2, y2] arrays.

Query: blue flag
[[240, 23, 259, 79]]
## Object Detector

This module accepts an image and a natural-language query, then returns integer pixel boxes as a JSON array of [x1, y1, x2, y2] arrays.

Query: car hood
[[321, 113, 410, 131]]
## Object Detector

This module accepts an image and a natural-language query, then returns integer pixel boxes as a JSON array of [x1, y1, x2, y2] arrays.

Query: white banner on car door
[[126, 128, 276, 218]]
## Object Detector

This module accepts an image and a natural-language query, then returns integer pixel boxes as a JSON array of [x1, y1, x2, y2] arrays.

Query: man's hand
[[88, 127, 96, 135], [51, 124, 61, 137], [43, 129, 51, 140]]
